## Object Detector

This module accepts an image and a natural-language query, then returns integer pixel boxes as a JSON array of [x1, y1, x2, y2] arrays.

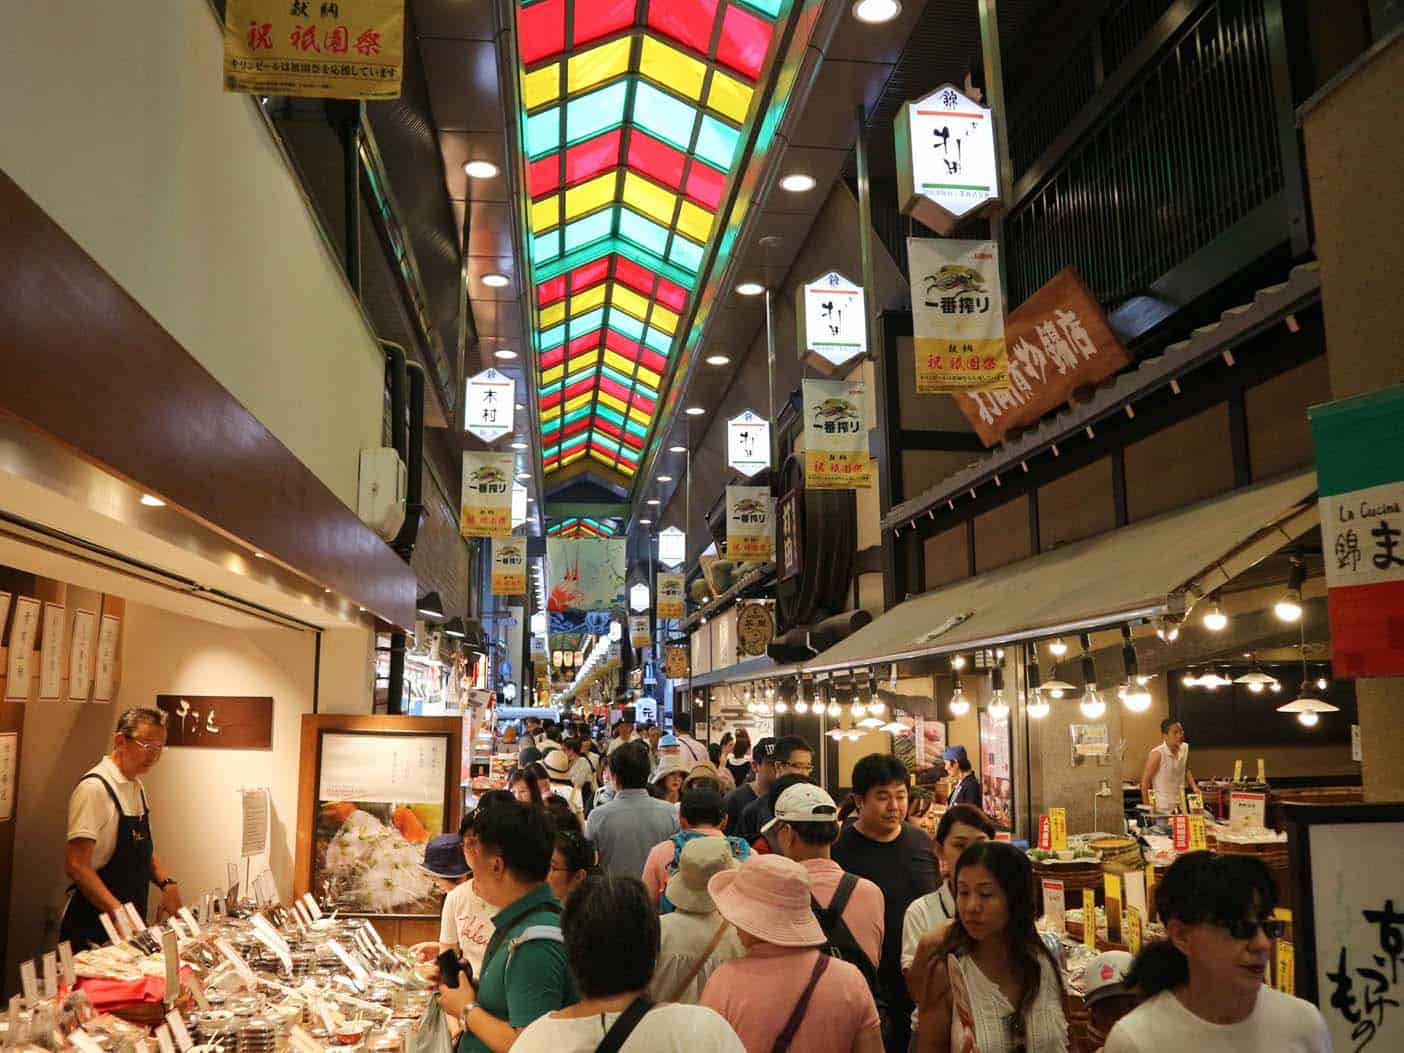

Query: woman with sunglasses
[[1105, 851, 1328, 1052], [908, 841, 1067, 1051]]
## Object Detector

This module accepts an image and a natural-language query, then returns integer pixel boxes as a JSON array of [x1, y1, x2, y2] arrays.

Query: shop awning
[[805, 470, 1319, 674], [686, 655, 804, 690]]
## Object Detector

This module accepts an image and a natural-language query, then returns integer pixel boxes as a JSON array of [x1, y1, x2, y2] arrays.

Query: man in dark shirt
[[943, 745, 983, 808], [736, 735, 814, 843], [831, 753, 936, 1053], [721, 737, 774, 833]]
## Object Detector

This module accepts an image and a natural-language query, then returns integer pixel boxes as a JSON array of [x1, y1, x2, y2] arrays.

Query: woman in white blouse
[[908, 841, 1068, 1052]]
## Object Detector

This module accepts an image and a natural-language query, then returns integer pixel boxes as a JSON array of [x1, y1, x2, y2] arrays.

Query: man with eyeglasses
[[61, 707, 181, 948], [735, 736, 813, 844]]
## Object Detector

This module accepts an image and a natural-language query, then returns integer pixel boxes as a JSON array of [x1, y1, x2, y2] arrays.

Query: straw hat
[[708, 855, 825, 946], [665, 837, 738, 914], [542, 748, 573, 781], [650, 755, 691, 784]]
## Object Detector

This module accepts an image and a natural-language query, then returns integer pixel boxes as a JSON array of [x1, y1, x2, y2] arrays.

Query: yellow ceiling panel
[[567, 36, 631, 94], [610, 283, 650, 321], [530, 194, 560, 234], [564, 172, 616, 221], [539, 300, 567, 329], [650, 304, 680, 334], [675, 200, 712, 243], [522, 64, 560, 110], [636, 364, 662, 389], [639, 37, 705, 100], [622, 172, 677, 228], [603, 349, 636, 375], [598, 390, 628, 415], [569, 282, 608, 315], [706, 70, 753, 124], [566, 392, 594, 414]]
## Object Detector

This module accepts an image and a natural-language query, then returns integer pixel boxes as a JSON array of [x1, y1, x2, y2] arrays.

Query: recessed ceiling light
[[758, 235, 784, 249], [527, 496, 535, 503], [780, 173, 816, 193], [510, 441, 528, 450], [640, 518, 652, 525], [852, 0, 902, 24], [670, 444, 688, 453], [139, 494, 166, 508], [658, 475, 673, 482], [647, 499, 661, 505], [706, 354, 731, 366], [463, 160, 499, 179], [515, 403, 525, 410], [685, 406, 706, 415], [253, 551, 266, 559], [482, 273, 511, 288], [494, 348, 518, 360], [736, 282, 765, 296], [516, 472, 531, 480]]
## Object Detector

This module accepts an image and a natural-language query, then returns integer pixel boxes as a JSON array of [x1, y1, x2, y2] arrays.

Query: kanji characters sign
[[802, 379, 871, 489], [658, 527, 687, 568], [727, 411, 771, 477], [726, 487, 773, 562], [628, 614, 651, 649], [491, 536, 527, 595], [656, 573, 686, 619], [465, 367, 516, 443], [1310, 384, 1404, 678], [223, 0, 403, 100], [797, 271, 868, 370], [895, 85, 1000, 233], [910, 238, 1008, 393], [460, 452, 514, 537], [954, 268, 1129, 446]]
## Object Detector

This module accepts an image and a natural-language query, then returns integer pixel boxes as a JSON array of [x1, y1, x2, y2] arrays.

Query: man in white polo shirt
[[61, 707, 181, 947]]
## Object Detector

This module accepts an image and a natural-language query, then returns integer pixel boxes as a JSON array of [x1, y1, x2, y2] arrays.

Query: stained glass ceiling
[[514, 0, 783, 487], [547, 517, 619, 539]]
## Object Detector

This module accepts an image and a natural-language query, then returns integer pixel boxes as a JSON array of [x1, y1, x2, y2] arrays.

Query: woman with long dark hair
[[1104, 851, 1328, 1051], [509, 763, 547, 809], [908, 841, 1067, 1051]]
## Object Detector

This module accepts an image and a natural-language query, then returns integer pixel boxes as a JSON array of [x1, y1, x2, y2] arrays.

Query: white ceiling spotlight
[[852, 0, 902, 24], [482, 273, 511, 288], [684, 406, 706, 416], [736, 282, 765, 296], [463, 160, 500, 179], [706, 354, 731, 366], [494, 348, 518, 360], [779, 173, 816, 193], [140, 494, 166, 507]]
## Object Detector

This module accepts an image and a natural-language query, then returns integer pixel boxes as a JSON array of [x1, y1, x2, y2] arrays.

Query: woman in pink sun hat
[[700, 854, 884, 1053]]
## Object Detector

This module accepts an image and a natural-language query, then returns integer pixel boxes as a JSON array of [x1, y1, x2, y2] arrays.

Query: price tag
[[19, 960, 38, 1003], [189, 978, 212, 1011], [161, 929, 180, 1004], [1041, 879, 1065, 935], [215, 938, 258, 989], [155, 1025, 177, 1053], [1123, 869, 1148, 922], [1082, 889, 1097, 950], [1233, 759, 1243, 783], [365, 920, 389, 952], [8, 993, 21, 1026], [111, 908, 133, 941], [1186, 793, 1203, 814], [165, 1009, 194, 1052], [250, 921, 293, 975], [199, 894, 212, 926], [1037, 815, 1051, 851], [327, 939, 370, 984], [258, 871, 279, 905], [1275, 939, 1295, 995], [167, 915, 186, 939], [290, 1026, 326, 1053], [227, 863, 240, 896], [59, 941, 76, 987], [41, 953, 57, 998], [1188, 813, 1208, 851], [1125, 906, 1143, 956], [177, 906, 199, 936], [1103, 873, 1122, 943], [302, 892, 323, 920], [123, 902, 146, 933], [1171, 814, 1190, 851], [1229, 792, 1267, 830], [71, 1031, 105, 1053], [1145, 865, 1157, 922], [1049, 807, 1067, 851], [1256, 757, 1266, 783]]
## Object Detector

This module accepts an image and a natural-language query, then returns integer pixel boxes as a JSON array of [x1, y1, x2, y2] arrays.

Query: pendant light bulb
[[1121, 681, 1153, 712], [987, 691, 1009, 721], [951, 654, 967, 671], [1275, 591, 1303, 623], [774, 699, 789, 714], [1203, 594, 1228, 632], [1049, 638, 1068, 657], [794, 699, 809, 715], [826, 700, 841, 718], [1079, 686, 1106, 719], [1297, 711, 1319, 728], [949, 688, 970, 718], [850, 701, 867, 718], [1027, 697, 1051, 719]]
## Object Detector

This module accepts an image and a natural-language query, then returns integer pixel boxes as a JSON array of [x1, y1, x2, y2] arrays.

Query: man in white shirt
[[1140, 719, 1200, 812], [62, 707, 181, 948], [671, 712, 709, 766], [607, 711, 637, 754]]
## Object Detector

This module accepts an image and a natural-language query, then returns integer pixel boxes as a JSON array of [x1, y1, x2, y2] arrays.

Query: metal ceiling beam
[[543, 502, 630, 519]]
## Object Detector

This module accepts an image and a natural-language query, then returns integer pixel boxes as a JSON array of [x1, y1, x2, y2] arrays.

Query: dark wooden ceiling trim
[[0, 172, 416, 628]]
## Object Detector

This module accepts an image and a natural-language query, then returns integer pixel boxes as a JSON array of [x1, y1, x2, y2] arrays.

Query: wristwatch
[[460, 1003, 478, 1029], [157, 877, 177, 889]]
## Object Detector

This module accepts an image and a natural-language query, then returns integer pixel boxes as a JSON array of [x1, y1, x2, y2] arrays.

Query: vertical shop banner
[[726, 487, 773, 562], [909, 238, 1008, 393], [459, 452, 514, 537], [1309, 384, 1404, 677], [797, 271, 868, 370], [658, 526, 687, 568], [628, 615, 651, 649], [490, 537, 527, 595], [464, 367, 515, 443], [656, 573, 686, 620], [546, 538, 626, 613], [223, 0, 404, 100], [664, 646, 690, 681], [895, 85, 1000, 234], [727, 411, 771, 477], [802, 379, 872, 489]]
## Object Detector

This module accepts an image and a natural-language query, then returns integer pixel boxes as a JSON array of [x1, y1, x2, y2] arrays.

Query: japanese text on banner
[[223, 0, 404, 100], [491, 537, 527, 595], [656, 573, 686, 620], [726, 486, 773, 562], [460, 452, 515, 537], [909, 238, 1007, 393], [802, 379, 871, 489]]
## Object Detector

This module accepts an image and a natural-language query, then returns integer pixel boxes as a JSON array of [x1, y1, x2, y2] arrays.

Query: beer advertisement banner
[[908, 238, 1008, 393], [656, 573, 686, 620], [726, 486, 773, 562], [490, 536, 527, 596], [460, 452, 515, 537], [628, 614, 651, 649], [802, 379, 872, 489], [223, 0, 404, 100], [664, 645, 690, 681]]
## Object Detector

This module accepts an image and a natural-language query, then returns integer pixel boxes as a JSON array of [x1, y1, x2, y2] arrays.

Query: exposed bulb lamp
[[949, 679, 970, 717], [826, 700, 841, 718], [1275, 557, 1307, 622], [794, 699, 809, 715], [1048, 638, 1068, 657], [1079, 685, 1106, 719], [1202, 591, 1228, 632]]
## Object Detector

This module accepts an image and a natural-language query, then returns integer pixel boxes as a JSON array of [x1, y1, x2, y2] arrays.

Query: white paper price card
[[179, 906, 201, 936], [1041, 879, 1066, 935], [111, 908, 133, 941], [123, 901, 145, 933], [70, 1031, 105, 1053], [161, 929, 180, 1003], [302, 892, 323, 920], [326, 939, 369, 983], [215, 938, 258, 989], [166, 915, 185, 939], [155, 1024, 177, 1053], [8, 993, 22, 1025], [189, 978, 211, 1011], [41, 953, 56, 998], [59, 941, 76, 987], [226, 862, 239, 895], [19, 960, 38, 1002], [165, 1009, 194, 1052]]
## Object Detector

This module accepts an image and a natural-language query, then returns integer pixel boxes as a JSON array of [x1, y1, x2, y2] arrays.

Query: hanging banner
[[727, 411, 771, 478], [491, 537, 527, 595], [894, 85, 1000, 234], [511, 483, 528, 529], [658, 526, 687, 568], [1310, 384, 1404, 677], [726, 487, 773, 562], [656, 573, 686, 619], [909, 238, 1008, 393], [797, 271, 867, 370], [802, 379, 872, 489], [223, 0, 404, 100], [460, 452, 514, 536], [547, 538, 626, 614], [664, 646, 690, 681], [464, 367, 515, 443], [955, 268, 1130, 446], [628, 615, 651, 649]]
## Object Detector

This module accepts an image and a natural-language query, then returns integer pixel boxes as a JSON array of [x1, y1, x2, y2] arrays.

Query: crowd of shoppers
[[434, 715, 1326, 1053]]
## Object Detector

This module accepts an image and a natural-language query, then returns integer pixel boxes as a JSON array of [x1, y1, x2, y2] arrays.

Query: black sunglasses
[[1216, 917, 1287, 940]]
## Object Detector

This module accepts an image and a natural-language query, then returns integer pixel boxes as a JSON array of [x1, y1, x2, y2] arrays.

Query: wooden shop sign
[[156, 695, 274, 749], [955, 268, 1129, 447]]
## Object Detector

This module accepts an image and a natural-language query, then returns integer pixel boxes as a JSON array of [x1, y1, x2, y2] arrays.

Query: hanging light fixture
[[826, 698, 841, 718], [987, 666, 1010, 721], [1119, 628, 1153, 712], [1202, 590, 1229, 632], [948, 676, 970, 717], [1196, 667, 1234, 690], [1042, 665, 1077, 699], [858, 716, 885, 729], [951, 654, 967, 671], [1155, 615, 1182, 642], [866, 672, 886, 715], [774, 698, 789, 714], [793, 676, 809, 714], [1277, 622, 1338, 727], [827, 728, 846, 740], [1234, 653, 1280, 694], [1025, 645, 1050, 719], [881, 721, 909, 735], [1048, 637, 1068, 657], [1078, 636, 1106, 717], [1182, 670, 1200, 687], [1275, 555, 1307, 622]]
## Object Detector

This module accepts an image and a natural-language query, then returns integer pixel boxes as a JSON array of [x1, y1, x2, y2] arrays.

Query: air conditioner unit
[[358, 447, 407, 541]]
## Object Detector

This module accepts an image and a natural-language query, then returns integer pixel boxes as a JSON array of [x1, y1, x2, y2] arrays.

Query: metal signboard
[[464, 367, 516, 442], [658, 526, 687, 568], [727, 411, 771, 477], [796, 271, 867, 371], [895, 84, 1000, 233]]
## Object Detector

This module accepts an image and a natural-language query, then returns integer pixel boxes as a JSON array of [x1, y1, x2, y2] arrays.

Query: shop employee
[[61, 707, 181, 949], [1140, 718, 1200, 812], [942, 745, 982, 808]]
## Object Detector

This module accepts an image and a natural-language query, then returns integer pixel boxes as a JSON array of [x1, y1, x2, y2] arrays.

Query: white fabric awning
[[805, 470, 1319, 674], [687, 655, 804, 690]]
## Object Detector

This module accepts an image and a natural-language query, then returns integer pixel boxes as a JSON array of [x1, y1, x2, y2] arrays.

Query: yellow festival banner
[[726, 487, 773, 562], [908, 238, 1008, 393], [802, 379, 872, 489], [491, 536, 527, 595], [460, 452, 515, 537], [656, 573, 686, 620], [223, 0, 404, 100]]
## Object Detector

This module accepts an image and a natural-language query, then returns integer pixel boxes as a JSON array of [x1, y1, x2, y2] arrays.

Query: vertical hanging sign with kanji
[[223, 0, 404, 100], [726, 487, 773, 563], [656, 573, 686, 620], [909, 238, 1008, 393], [895, 84, 1000, 234], [796, 272, 868, 371], [727, 411, 771, 477], [459, 452, 515, 537], [1310, 383, 1404, 677], [465, 367, 516, 443], [491, 536, 527, 595], [802, 379, 872, 489]]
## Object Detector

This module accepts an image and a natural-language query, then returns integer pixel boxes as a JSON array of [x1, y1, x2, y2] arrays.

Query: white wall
[[0, 0, 385, 511]]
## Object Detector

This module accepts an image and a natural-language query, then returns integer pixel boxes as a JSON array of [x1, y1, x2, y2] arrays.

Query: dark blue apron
[[60, 773, 153, 949]]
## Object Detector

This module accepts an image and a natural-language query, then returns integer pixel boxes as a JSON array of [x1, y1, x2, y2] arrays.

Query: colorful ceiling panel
[[513, 0, 782, 486], [547, 517, 619, 539]]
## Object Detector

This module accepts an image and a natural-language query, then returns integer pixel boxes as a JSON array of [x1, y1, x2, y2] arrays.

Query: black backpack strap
[[772, 954, 829, 1053], [827, 872, 859, 918], [595, 996, 653, 1053]]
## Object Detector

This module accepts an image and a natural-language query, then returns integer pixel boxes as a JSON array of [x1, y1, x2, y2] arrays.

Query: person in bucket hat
[[700, 855, 883, 1052], [649, 838, 746, 1005]]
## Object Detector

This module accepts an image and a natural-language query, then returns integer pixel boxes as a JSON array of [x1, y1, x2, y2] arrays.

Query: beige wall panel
[[1038, 458, 1115, 549], [1125, 406, 1234, 522], [974, 497, 1032, 574]]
